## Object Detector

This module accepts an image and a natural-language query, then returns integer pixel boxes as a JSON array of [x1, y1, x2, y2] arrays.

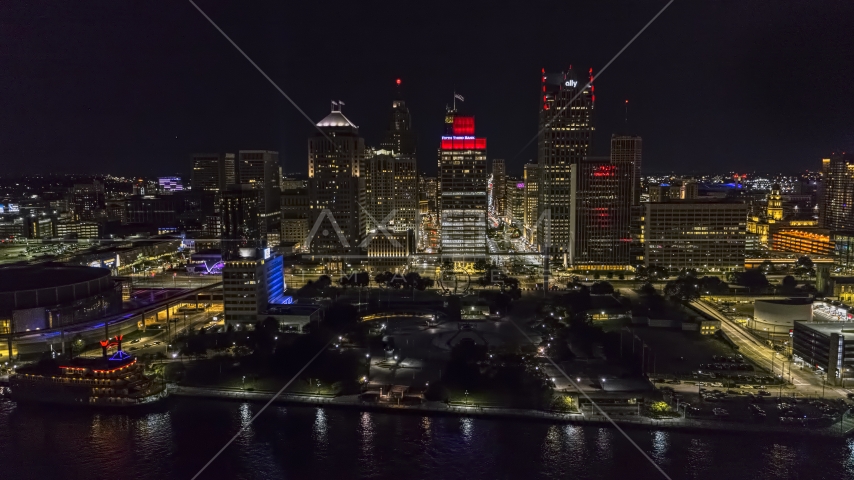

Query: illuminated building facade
[[537, 67, 594, 254], [507, 177, 525, 224], [644, 200, 748, 271], [222, 249, 285, 327], [280, 186, 309, 251], [771, 229, 833, 256], [820, 153, 854, 230], [523, 163, 540, 243], [365, 149, 416, 234], [438, 110, 488, 258], [158, 176, 183, 193], [307, 102, 366, 254], [492, 159, 506, 217]]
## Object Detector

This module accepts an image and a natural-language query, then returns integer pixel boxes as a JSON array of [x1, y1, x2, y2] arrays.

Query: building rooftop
[[756, 298, 814, 306], [795, 321, 854, 336], [316, 111, 358, 129], [0, 264, 111, 292]]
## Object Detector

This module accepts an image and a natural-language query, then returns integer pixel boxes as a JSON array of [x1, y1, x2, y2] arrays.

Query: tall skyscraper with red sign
[[536, 67, 595, 261], [438, 107, 488, 259]]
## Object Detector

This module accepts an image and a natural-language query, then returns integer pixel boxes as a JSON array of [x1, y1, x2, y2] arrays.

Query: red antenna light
[[396, 78, 401, 85], [625, 99, 629, 104]]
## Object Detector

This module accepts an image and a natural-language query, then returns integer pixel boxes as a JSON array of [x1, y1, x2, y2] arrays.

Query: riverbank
[[170, 384, 854, 438]]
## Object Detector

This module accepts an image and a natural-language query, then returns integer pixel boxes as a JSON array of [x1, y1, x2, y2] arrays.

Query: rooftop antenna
[[625, 99, 629, 124], [453, 91, 465, 111]]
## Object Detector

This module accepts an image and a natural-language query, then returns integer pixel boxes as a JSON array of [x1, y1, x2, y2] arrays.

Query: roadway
[[80, 309, 217, 358], [690, 299, 849, 399]]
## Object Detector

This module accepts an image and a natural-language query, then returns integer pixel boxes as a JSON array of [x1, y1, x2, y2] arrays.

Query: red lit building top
[[440, 137, 486, 150]]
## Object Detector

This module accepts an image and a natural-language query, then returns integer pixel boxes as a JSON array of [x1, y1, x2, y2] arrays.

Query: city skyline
[[4, 3, 854, 479]]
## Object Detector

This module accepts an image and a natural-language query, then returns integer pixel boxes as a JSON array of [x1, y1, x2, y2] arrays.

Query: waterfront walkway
[[170, 385, 854, 438]]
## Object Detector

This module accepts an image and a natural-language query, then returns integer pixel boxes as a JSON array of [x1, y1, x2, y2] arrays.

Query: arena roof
[[0, 264, 111, 293]]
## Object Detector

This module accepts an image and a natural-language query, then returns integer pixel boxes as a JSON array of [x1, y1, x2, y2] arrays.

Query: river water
[[1, 397, 852, 480]]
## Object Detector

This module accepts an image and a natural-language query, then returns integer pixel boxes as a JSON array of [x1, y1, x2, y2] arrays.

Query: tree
[[374, 272, 391, 288], [732, 268, 770, 293], [261, 316, 280, 334], [796, 256, 814, 270], [635, 264, 670, 282], [639, 282, 657, 296], [71, 334, 85, 358], [698, 276, 729, 295], [590, 281, 615, 295], [664, 270, 701, 301]]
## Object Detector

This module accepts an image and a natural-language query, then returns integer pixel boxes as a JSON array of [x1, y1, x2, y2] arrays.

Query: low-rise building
[[792, 321, 854, 384]]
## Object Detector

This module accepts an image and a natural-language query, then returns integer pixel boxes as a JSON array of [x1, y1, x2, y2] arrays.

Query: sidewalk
[[169, 385, 853, 438]]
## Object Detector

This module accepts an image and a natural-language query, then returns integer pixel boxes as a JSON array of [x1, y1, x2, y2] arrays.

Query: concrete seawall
[[169, 385, 854, 438]]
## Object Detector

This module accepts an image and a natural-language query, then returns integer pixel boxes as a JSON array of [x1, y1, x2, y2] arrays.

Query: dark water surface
[[1, 397, 853, 480]]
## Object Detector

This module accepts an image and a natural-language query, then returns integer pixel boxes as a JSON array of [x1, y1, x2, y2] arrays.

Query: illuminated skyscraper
[[491, 159, 506, 217], [536, 67, 594, 255], [307, 102, 366, 254], [438, 108, 487, 259], [365, 80, 417, 234], [569, 156, 633, 266], [820, 153, 854, 230], [523, 163, 540, 243]]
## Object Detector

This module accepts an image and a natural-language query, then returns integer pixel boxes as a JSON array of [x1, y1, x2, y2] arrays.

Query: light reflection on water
[[460, 417, 473, 444], [0, 399, 853, 480]]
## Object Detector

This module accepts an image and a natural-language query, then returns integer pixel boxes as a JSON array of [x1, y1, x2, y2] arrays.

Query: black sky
[[1, 0, 852, 178]]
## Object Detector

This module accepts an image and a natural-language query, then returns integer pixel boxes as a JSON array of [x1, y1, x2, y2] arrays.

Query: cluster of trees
[[373, 271, 435, 290], [759, 256, 816, 279], [635, 265, 670, 282], [664, 270, 732, 301], [338, 272, 370, 288], [726, 268, 770, 293]]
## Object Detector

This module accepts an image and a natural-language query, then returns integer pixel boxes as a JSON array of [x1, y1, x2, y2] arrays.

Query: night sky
[[1, 0, 852, 178]]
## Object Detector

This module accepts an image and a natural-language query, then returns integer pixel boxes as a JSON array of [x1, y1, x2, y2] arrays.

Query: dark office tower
[[307, 102, 366, 254], [610, 135, 642, 205], [191, 153, 235, 192], [569, 157, 632, 266], [820, 153, 854, 230], [438, 108, 488, 259], [536, 67, 594, 254], [236, 150, 281, 245], [71, 180, 105, 221], [380, 79, 416, 156], [611, 135, 643, 265], [492, 159, 506, 218], [221, 184, 266, 258]]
